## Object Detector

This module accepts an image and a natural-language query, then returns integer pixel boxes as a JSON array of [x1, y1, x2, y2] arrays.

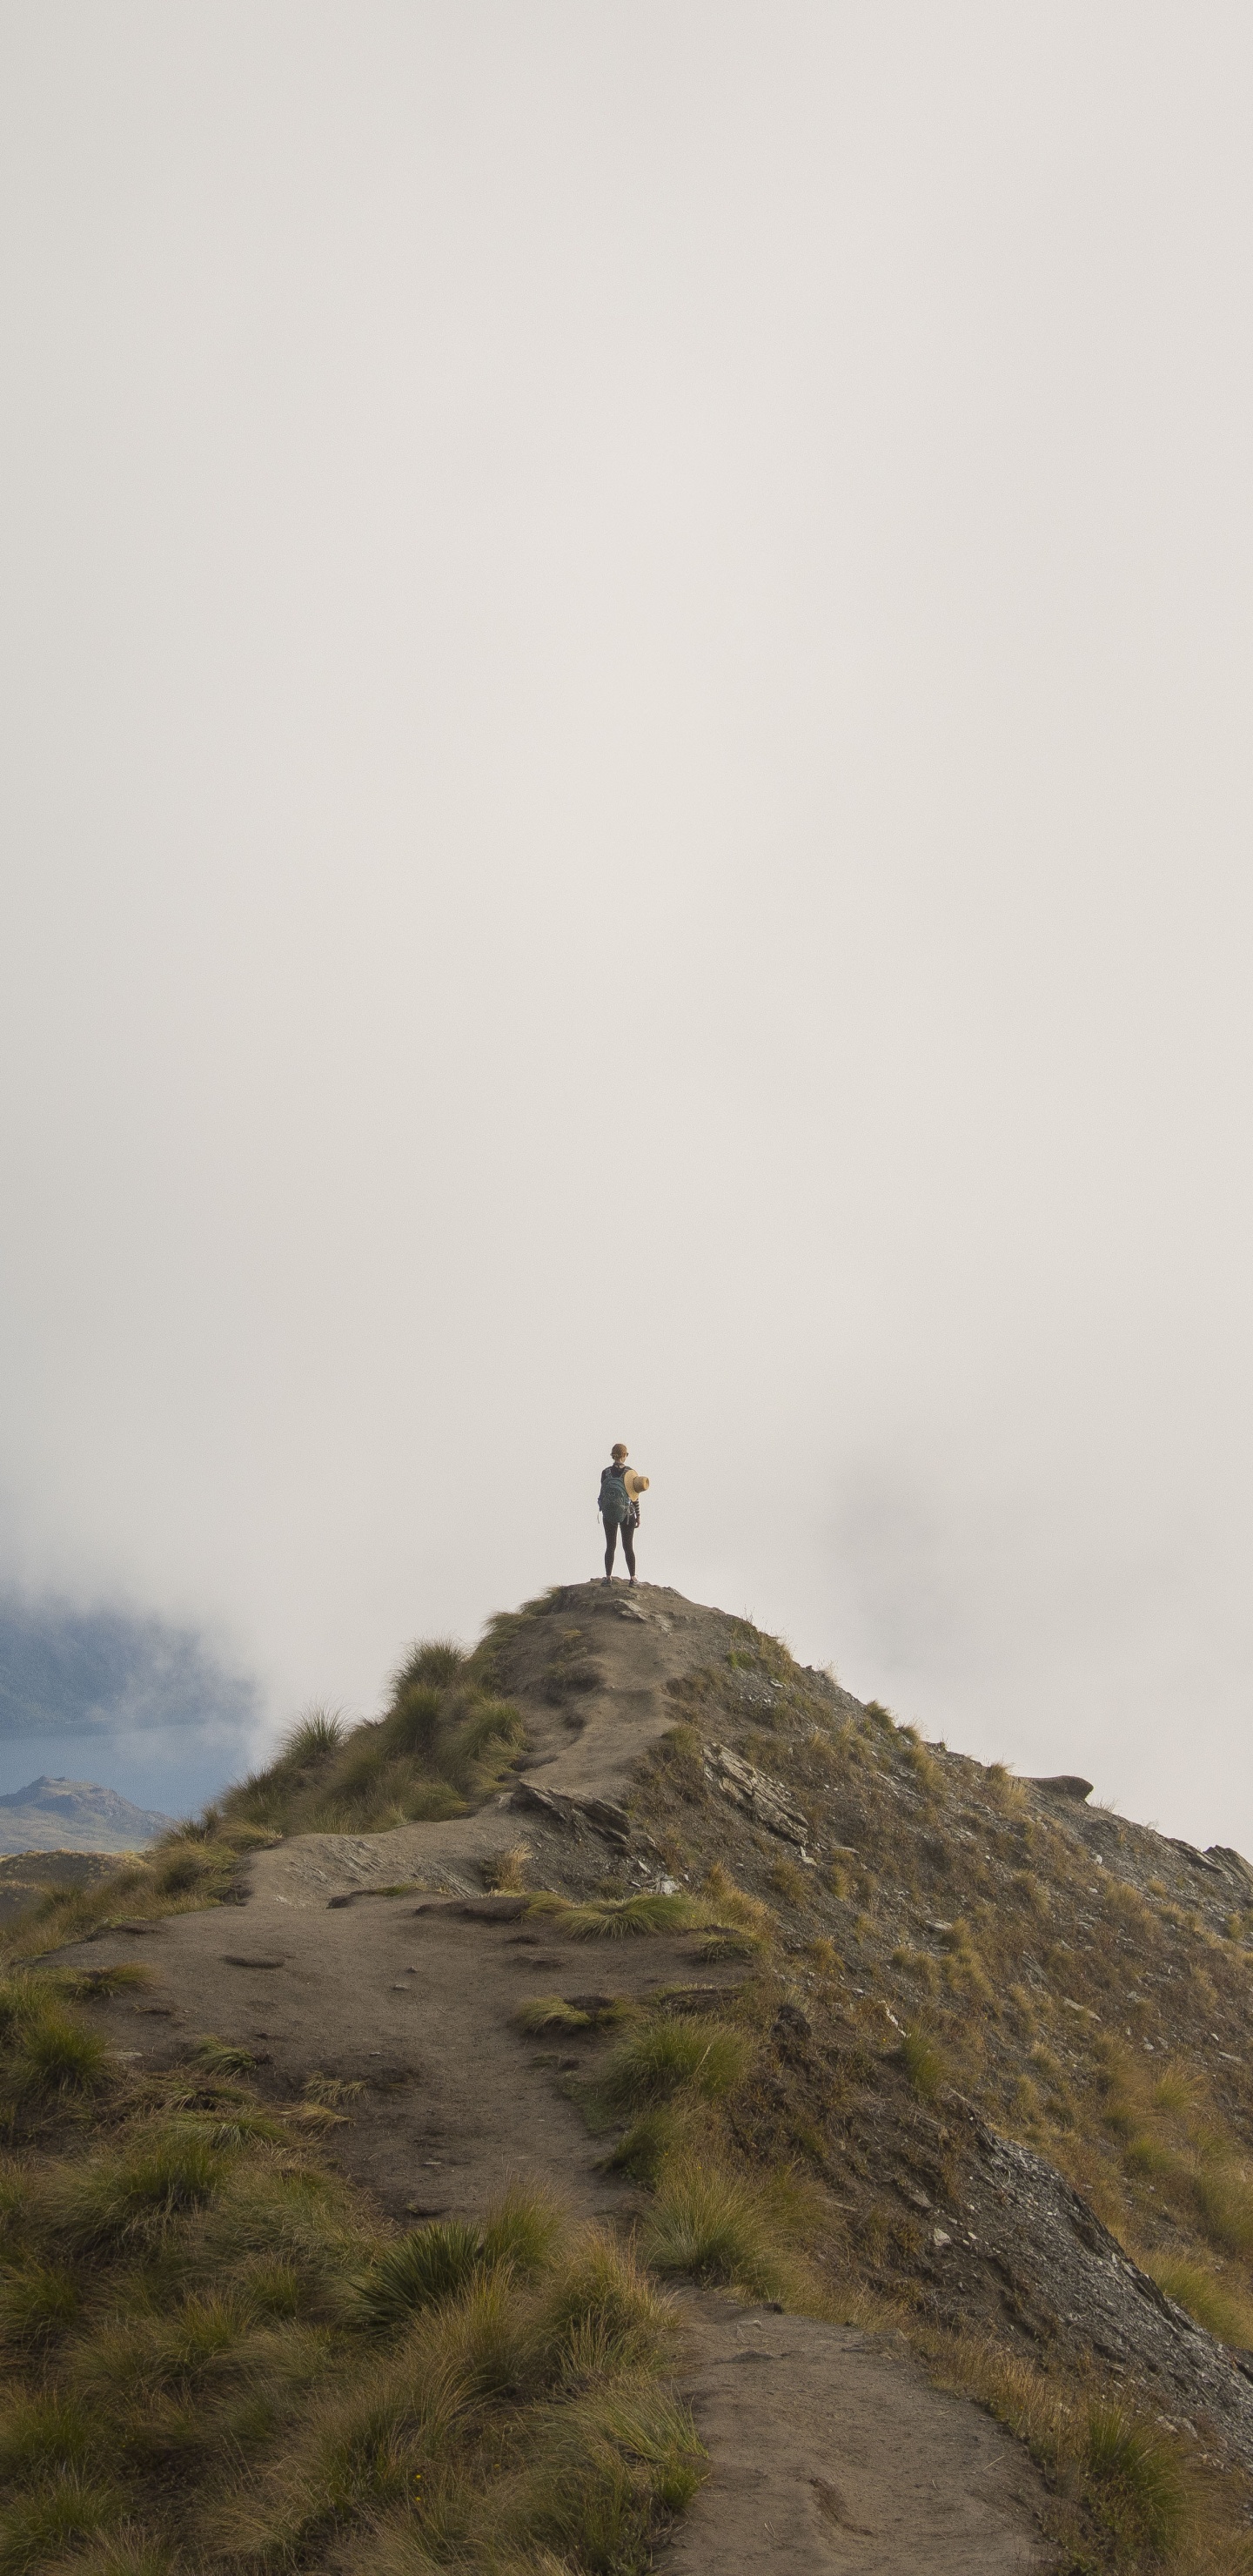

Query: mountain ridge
[[0, 1770, 175, 1853], [6, 1578, 1253, 2571]]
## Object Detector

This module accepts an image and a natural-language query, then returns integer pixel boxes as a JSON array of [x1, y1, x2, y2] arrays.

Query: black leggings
[[603, 1514, 637, 1579]]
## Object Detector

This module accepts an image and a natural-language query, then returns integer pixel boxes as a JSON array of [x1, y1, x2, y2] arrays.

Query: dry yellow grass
[[0, 1994, 702, 2576]]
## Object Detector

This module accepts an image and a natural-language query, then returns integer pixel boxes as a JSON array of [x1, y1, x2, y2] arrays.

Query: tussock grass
[[228, 2239, 688, 2569], [600, 2016, 751, 2110], [700, 1862, 773, 1936], [0, 2256, 83, 2347], [480, 1843, 531, 1894], [0, 1822, 281, 1968], [523, 1874, 771, 1955], [767, 1857, 810, 1908], [303, 2071, 366, 2107], [641, 2161, 798, 2299], [515, 1996, 593, 2034], [1100, 2044, 1253, 2284], [650, 1721, 706, 1801], [508, 2381, 705, 2568], [44, 2126, 231, 2251], [0, 1983, 701, 2575], [480, 2184, 563, 2280], [0, 2466, 127, 2572], [0, 1976, 115, 2105], [897, 2023, 948, 2101], [1083, 2399, 1194, 2556], [1142, 2252, 1253, 2347], [526, 1890, 711, 1940], [216, 2331, 468, 2564], [354, 2217, 487, 2328], [191, 2037, 258, 2076], [616, 1604, 1253, 2569], [10, 2005, 112, 2104], [1192, 2160, 1253, 2258], [354, 2190, 560, 2333], [218, 1648, 527, 1840], [45, 2537, 176, 2576], [535, 2231, 673, 2384], [602, 2107, 681, 2187], [0, 1635, 529, 1949]]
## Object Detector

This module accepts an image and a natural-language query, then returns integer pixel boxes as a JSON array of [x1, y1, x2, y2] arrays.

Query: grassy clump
[[355, 2190, 560, 2331], [0, 1820, 286, 1968], [516, 1996, 594, 2034], [1097, 2045, 1253, 2302], [191, 2038, 258, 2077], [604, 2108, 681, 2187], [897, 2023, 948, 2102], [526, 1891, 712, 1941], [509, 2381, 705, 2569], [641, 2162, 797, 2300], [535, 2231, 673, 2383], [1192, 2160, 1253, 2260], [354, 2216, 498, 2329], [524, 1877, 768, 1949], [225, 2230, 689, 2569], [0, 1976, 115, 2106], [1082, 2399, 1195, 2558], [481, 1842, 531, 1894], [600, 2016, 751, 2110]]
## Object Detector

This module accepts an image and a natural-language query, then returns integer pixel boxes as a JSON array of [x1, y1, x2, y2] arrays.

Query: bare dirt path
[[50, 1581, 1058, 2572], [72, 1892, 746, 2222], [660, 2297, 1055, 2574]]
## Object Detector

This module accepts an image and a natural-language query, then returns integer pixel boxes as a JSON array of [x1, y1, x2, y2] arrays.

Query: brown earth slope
[[37, 1575, 1253, 2568]]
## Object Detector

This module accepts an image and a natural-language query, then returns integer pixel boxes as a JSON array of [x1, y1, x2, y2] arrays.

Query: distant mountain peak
[[0, 1774, 175, 1855]]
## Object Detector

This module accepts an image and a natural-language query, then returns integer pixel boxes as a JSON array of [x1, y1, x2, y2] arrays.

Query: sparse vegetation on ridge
[[7, 1582, 1253, 2567], [218, 1642, 527, 1836], [594, 1622, 1253, 2568], [633, 1631, 1253, 2325]]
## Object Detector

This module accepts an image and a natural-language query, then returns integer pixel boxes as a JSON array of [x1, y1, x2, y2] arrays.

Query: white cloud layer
[[1, 6, 1250, 1841]]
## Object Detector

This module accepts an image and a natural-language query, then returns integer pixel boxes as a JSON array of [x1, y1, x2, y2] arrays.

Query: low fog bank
[[0, 1594, 260, 1817], [2, 13, 1250, 1856]]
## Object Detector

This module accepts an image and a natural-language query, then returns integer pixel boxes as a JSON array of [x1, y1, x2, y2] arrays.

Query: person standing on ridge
[[598, 1443, 647, 1584]]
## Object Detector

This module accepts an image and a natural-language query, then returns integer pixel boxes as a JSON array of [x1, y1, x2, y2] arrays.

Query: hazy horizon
[[3, 7, 1251, 1851]]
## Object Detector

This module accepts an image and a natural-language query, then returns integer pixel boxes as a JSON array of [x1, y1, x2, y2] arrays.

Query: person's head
[[611, 1442, 628, 1460]]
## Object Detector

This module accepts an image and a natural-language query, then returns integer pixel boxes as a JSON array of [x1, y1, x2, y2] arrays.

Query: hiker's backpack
[[599, 1466, 629, 1521]]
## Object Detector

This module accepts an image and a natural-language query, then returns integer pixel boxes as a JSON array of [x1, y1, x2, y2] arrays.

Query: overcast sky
[[2, 5, 1250, 1848]]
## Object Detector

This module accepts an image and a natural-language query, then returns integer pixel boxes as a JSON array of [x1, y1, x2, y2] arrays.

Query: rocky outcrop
[[953, 2110, 1253, 2471], [509, 1779, 633, 1847], [702, 1743, 813, 1855]]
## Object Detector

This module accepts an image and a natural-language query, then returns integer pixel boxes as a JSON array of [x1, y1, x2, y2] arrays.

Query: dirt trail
[[250, 1581, 738, 1909], [52, 1580, 1058, 2572], [73, 1893, 747, 2222], [662, 2298, 1053, 2574]]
